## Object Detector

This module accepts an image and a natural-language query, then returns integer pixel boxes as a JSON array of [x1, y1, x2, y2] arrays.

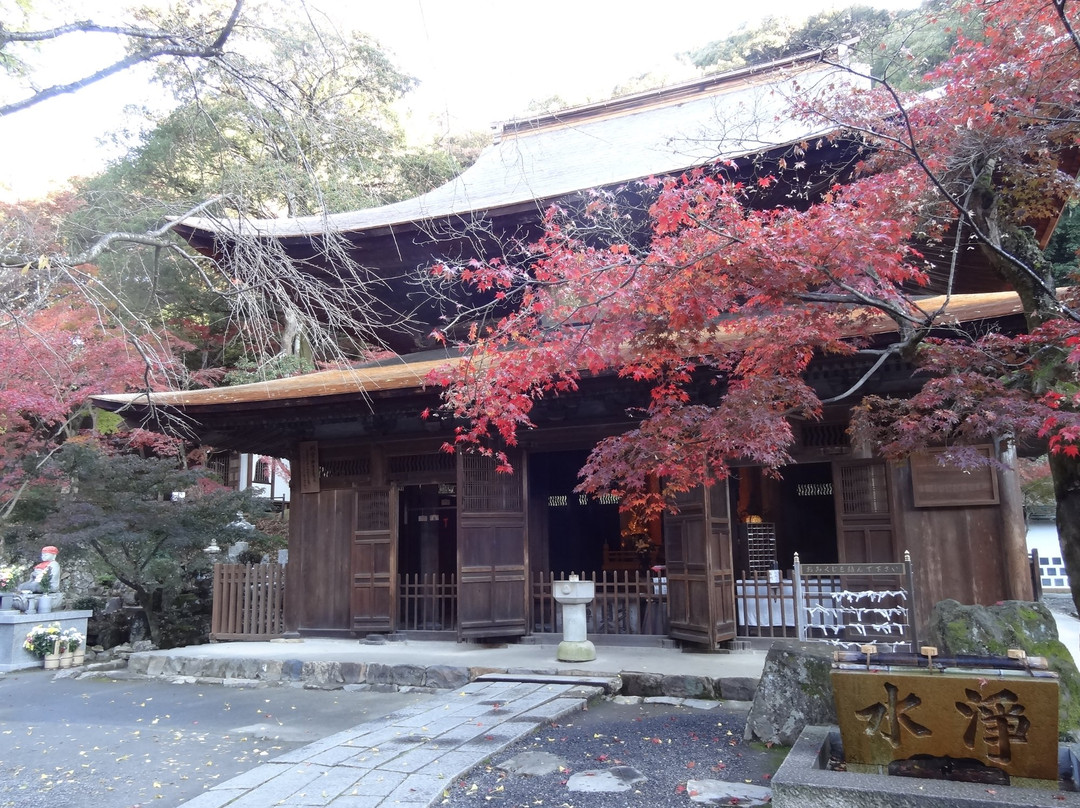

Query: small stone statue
[[16, 546, 60, 593], [12, 546, 60, 613]]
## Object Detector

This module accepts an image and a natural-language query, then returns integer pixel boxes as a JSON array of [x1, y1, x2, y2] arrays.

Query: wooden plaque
[[909, 446, 999, 507], [298, 441, 320, 494]]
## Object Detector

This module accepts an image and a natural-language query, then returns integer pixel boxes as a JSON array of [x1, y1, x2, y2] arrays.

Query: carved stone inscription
[[831, 670, 1058, 781], [956, 687, 1031, 765], [854, 681, 932, 747]]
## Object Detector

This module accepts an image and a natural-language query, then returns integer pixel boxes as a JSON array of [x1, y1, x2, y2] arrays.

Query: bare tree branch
[[0, 1, 245, 117]]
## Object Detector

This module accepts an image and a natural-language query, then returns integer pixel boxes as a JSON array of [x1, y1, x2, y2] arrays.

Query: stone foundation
[[0, 609, 92, 671]]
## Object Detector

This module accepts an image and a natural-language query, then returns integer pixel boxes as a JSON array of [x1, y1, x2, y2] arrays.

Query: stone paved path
[[176, 679, 595, 807]]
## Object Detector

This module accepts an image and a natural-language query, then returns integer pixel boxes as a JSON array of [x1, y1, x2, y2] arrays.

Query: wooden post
[[904, 550, 918, 653], [792, 552, 804, 641]]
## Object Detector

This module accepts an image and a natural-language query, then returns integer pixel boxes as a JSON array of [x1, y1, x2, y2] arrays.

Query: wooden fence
[[532, 570, 668, 635], [393, 569, 669, 635], [209, 556, 920, 649], [397, 572, 457, 631], [210, 562, 286, 641]]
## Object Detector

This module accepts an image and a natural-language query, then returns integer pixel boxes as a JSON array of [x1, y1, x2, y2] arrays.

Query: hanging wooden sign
[[298, 441, 320, 494], [910, 446, 998, 507]]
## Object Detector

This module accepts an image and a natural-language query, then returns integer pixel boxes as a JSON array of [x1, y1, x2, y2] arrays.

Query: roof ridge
[[496, 40, 859, 140]]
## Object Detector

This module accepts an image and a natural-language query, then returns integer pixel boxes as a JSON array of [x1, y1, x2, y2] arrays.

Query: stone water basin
[[772, 725, 1080, 808]]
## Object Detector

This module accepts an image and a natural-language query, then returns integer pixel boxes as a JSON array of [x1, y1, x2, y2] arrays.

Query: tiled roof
[[176, 50, 858, 241]]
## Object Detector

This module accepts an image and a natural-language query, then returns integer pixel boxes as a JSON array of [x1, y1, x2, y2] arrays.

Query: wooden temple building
[[94, 51, 1036, 648]]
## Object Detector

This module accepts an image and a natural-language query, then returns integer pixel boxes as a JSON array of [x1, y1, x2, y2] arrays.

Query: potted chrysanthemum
[[0, 563, 24, 610], [62, 627, 85, 666], [23, 622, 62, 668]]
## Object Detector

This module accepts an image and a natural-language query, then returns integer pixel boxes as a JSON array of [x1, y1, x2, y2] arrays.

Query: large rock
[[660, 674, 711, 699], [743, 640, 837, 746], [621, 672, 664, 697], [424, 664, 471, 689], [927, 598, 1080, 734]]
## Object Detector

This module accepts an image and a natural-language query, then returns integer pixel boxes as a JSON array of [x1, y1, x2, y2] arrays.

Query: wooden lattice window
[[252, 457, 271, 484], [460, 454, 521, 513], [387, 453, 456, 477], [798, 422, 848, 449], [744, 523, 777, 571], [839, 463, 889, 516], [207, 452, 232, 483], [320, 456, 371, 479], [357, 490, 390, 531]]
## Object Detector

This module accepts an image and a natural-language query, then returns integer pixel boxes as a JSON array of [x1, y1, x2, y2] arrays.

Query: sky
[[0, 0, 923, 201]]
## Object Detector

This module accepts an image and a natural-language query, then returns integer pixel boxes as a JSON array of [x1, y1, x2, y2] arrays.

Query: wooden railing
[[210, 563, 286, 641], [736, 569, 797, 639], [532, 570, 668, 635], [397, 572, 457, 631], [209, 561, 912, 646]]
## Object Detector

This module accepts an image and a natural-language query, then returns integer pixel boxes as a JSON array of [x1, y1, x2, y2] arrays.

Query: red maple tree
[[431, 1, 1080, 607], [0, 291, 189, 520]]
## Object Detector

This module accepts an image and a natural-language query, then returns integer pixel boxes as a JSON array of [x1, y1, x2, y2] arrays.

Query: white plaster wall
[[1027, 520, 1067, 591], [238, 455, 291, 504]]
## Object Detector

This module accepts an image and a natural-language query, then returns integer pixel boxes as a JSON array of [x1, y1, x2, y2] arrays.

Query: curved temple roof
[[94, 47, 1036, 449], [175, 47, 862, 244]]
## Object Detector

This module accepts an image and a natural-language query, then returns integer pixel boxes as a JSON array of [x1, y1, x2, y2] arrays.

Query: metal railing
[[735, 553, 917, 653]]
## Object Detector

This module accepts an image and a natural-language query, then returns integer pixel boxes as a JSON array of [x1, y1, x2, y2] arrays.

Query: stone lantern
[[553, 574, 596, 662]]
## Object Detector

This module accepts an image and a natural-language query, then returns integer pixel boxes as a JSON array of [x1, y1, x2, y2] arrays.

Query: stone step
[[476, 671, 622, 694]]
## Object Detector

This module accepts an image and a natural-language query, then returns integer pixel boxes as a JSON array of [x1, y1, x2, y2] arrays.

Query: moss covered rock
[[743, 640, 837, 746], [926, 599, 1080, 734]]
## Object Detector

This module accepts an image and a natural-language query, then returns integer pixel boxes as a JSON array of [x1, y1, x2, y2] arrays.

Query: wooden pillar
[[283, 462, 304, 636], [998, 440, 1034, 601]]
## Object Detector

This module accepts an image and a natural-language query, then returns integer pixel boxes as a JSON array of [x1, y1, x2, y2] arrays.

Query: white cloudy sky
[[0, 0, 922, 200]]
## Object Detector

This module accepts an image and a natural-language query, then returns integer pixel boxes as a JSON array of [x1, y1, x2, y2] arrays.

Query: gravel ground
[[438, 698, 785, 808], [1042, 592, 1076, 618]]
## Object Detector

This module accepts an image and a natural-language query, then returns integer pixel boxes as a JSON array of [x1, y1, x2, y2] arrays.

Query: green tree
[[133, 8, 454, 217], [0, 0, 245, 115], [35, 443, 268, 647], [689, 1, 963, 89], [1046, 204, 1080, 284], [2, 1, 472, 392]]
